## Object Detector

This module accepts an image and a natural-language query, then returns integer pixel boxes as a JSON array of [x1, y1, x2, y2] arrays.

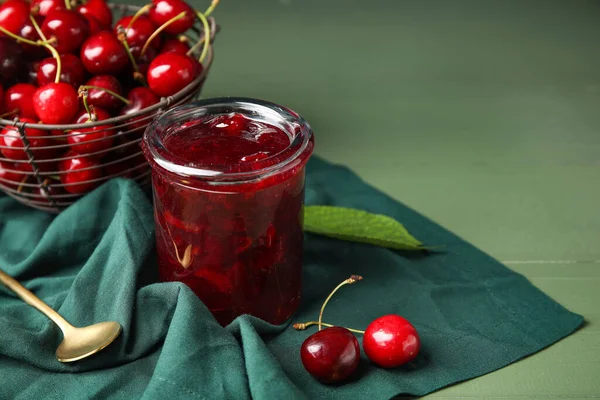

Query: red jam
[[143, 100, 314, 326]]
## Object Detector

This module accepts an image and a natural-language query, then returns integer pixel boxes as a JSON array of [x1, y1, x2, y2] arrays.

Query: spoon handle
[[0, 268, 74, 334]]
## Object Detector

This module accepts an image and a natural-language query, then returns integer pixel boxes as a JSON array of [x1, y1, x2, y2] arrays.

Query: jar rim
[[141, 97, 314, 184]]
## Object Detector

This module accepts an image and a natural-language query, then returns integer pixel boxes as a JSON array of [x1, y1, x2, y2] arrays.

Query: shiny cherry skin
[[58, 150, 102, 194], [19, 17, 48, 60], [300, 327, 361, 384], [0, 117, 56, 160], [147, 53, 199, 97], [84, 75, 124, 112], [4, 83, 38, 119], [80, 31, 128, 75], [0, 0, 29, 35], [114, 15, 160, 49], [30, 0, 64, 17], [119, 86, 160, 131], [160, 37, 190, 55], [33, 82, 79, 124], [41, 9, 91, 54], [0, 38, 24, 86], [37, 54, 86, 88], [363, 314, 421, 368], [76, 0, 112, 28], [148, 0, 194, 35], [68, 108, 114, 158]]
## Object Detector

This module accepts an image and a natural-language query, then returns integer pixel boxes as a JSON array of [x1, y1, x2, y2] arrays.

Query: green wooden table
[[199, 0, 600, 397]]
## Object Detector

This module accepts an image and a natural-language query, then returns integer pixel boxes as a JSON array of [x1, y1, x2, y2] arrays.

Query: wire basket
[[0, 4, 218, 213]]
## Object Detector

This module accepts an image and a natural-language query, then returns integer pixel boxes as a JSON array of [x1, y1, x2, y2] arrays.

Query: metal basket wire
[[0, 4, 218, 213]]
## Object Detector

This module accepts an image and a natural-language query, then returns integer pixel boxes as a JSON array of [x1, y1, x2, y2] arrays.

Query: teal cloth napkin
[[0, 157, 583, 399]]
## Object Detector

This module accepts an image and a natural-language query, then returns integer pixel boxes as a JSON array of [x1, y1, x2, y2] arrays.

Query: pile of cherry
[[295, 275, 421, 384], [0, 0, 217, 202]]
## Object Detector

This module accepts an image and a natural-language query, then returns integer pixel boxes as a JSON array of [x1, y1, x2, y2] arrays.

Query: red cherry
[[84, 75, 124, 112], [0, 86, 3, 114], [81, 13, 104, 34], [14, 160, 57, 174], [0, 117, 56, 160], [300, 327, 361, 384], [4, 83, 38, 119], [148, 0, 195, 35], [37, 54, 86, 88], [147, 53, 199, 97], [76, 0, 112, 28], [363, 314, 420, 368], [128, 45, 156, 77], [80, 31, 128, 75], [41, 9, 91, 54], [0, 160, 23, 188], [33, 82, 79, 124], [114, 15, 160, 49], [0, 0, 29, 35], [30, 0, 64, 17], [68, 107, 114, 157], [19, 17, 48, 60], [58, 150, 102, 194], [120, 87, 160, 131], [160, 37, 190, 55]]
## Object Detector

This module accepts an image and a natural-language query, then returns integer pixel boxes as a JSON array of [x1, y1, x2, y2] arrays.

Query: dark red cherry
[[0, 38, 24, 86], [33, 82, 79, 124], [14, 159, 57, 174], [147, 53, 199, 97], [41, 9, 91, 54], [148, 0, 195, 35], [76, 0, 112, 28], [114, 15, 160, 49], [363, 314, 421, 368], [0, 160, 23, 188], [19, 17, 48, 60], [0, 85, 3, 114], [37, 54, 86, 88], [128, 45, 156, 76], [68, 107, 114, 157], [84, 75, 124, 112], [58, 150, 102, 194], [120, 86, 160, 131], [0, 117, 56, 160], [0, 0, 30, 35], [80, 31, 128, 75], [300, 327, 361, 384], [30, 0, 64, 17], [82, 13, 103, 34], [5, 83, 38, 119], [160, 37, 190, 55]]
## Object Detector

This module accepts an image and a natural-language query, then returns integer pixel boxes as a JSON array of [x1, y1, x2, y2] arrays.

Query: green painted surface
[[196, 0, 599, 397]]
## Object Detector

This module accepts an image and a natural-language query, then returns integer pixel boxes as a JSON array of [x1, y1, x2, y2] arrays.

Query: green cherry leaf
[[303, 205, 424, 251]]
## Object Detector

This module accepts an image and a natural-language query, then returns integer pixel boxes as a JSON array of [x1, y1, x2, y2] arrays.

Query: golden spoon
[[0, 268, 121, 363]]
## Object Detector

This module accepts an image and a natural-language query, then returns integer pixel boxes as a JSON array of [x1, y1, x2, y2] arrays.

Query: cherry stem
[[140, 11, 187, 57], [116, 27, 146, 86], [79, 90, 96, 122], [0, 25, 46, 47], [29, 14, 48, 42], [43, 43, 62, 84], [79, 85, 131, 105], [127, 4, 152, 30], [0, 109, 19, 119], [17, 176, 28, 194], [203, 0, 219, 17], [194, 11, 211, 63], [63, 0, 71, 10], [294, 321, 365, 334], [318, 275, 363, 331]]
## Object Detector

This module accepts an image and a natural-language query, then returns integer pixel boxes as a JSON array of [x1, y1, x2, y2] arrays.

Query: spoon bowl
[[56, 321, 122, 363]]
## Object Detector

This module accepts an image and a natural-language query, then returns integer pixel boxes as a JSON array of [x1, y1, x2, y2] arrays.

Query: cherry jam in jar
[[142, 98, 314, 326]]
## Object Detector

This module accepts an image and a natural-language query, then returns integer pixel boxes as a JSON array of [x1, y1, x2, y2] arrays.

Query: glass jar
[[142, 98, 314, 326]]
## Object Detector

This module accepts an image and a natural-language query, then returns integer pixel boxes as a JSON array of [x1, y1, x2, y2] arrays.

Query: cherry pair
[[296, 276, 421, 384]]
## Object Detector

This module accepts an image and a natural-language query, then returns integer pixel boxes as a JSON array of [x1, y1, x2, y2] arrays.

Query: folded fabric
[[0, 157, 583, 399]]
